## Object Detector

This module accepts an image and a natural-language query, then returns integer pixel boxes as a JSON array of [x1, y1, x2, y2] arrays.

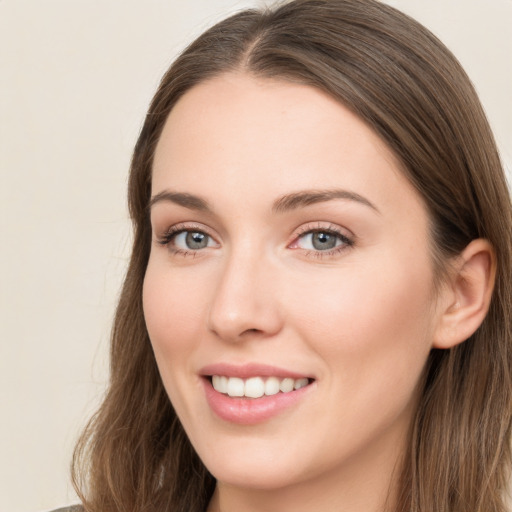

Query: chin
[[208, 460, 304, 490], [193, 437, 309, 490]]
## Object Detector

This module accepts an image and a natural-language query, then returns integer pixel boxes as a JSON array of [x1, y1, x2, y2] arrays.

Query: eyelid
[[154, 220, 354, 260], [155, 222, 220, 250], [288, 222, 355, 257], [291, 222, 354, 241]]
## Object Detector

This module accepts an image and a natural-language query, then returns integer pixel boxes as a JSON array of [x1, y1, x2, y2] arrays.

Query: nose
[[207, 249, 283, 343]]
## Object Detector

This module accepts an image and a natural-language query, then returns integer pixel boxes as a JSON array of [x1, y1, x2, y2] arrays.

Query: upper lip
[[199, 362, 313, 380]]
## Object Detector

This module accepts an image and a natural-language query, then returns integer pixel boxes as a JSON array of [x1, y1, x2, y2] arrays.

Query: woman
[[70, 0, 512, 511]]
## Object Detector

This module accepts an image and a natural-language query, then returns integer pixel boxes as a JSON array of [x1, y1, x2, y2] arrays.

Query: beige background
[[1, 1, 510, 511]]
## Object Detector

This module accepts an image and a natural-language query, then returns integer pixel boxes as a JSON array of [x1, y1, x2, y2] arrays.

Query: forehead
[[152, 72, 424, 222]]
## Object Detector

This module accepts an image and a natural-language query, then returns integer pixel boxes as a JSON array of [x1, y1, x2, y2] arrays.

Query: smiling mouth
[[209, 375, 314, 399]]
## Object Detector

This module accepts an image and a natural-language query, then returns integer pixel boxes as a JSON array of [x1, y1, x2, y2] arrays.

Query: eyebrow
[[148, 188, 379, 214], [148, 191, 210, 211], [272, 189, 379, 214]]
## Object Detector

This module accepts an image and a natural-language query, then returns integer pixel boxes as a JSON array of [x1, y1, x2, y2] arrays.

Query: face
[[143, 73, 442, 495]]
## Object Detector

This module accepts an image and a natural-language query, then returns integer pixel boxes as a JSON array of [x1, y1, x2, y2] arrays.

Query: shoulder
[[47, 506, 82, 512]]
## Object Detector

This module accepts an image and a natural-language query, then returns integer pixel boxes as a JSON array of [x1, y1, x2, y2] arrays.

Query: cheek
[[287, 255, 436, 398], [293, 264, 432, 339], [142, 261, 215, 424], [142, 262, 206, 365]]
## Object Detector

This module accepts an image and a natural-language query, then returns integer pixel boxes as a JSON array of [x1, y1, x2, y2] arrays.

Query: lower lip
[[202, 378, 314, 425]]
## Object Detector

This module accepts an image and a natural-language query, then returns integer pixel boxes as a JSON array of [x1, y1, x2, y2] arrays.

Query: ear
[[433, 239, 496, 349]]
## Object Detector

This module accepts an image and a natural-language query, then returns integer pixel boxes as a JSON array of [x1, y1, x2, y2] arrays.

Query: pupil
[[312, 232, 336, 250], [186, 232, 208, 249]]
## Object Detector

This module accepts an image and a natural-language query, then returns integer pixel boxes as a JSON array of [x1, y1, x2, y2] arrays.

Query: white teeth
[[227, 377, 244, 397], [212, 375, 228, 394], [294, 378, 309, 390], [211, 375, 311, 397], [219, 375, 228, 393], [280, 378, 294, 393], [245, 377, 265, 398], [264, 377, 280, 396]]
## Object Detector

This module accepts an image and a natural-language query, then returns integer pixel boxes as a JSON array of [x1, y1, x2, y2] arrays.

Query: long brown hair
[[72, 1, 512, 510]]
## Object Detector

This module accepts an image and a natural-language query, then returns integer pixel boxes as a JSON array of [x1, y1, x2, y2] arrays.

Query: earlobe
[[433, 239, 496, 349]]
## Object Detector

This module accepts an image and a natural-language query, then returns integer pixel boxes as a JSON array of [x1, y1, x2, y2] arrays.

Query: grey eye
[[173, 231, 214, 250], [185, 231, 210, 249], [297, 231, 343, 251], [311, 232, 338, 250]]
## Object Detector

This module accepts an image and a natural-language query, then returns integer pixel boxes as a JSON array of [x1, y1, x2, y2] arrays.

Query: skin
[[143, 73, 450, 512]]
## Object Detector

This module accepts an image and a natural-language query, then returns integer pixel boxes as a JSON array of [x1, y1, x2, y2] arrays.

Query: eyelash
[[155, 222, 354, 259], [291, 223, 354, 259], [156, 223, 213, 257]]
